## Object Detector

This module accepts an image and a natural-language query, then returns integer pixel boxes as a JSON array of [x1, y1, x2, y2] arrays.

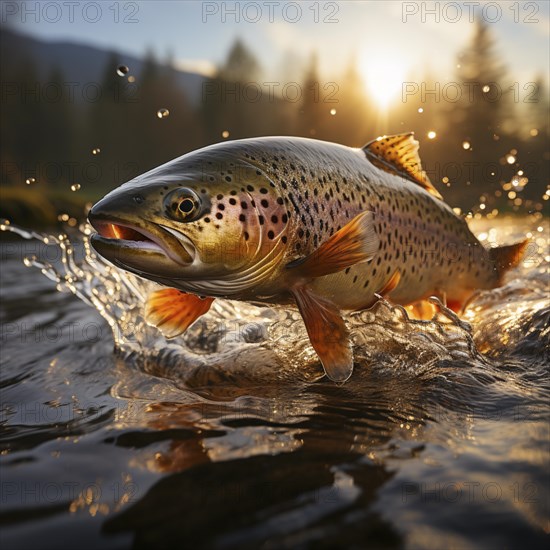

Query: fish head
[[88, 152, 289, 292]]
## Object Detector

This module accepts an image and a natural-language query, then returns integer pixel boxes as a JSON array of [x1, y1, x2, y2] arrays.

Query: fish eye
[[178, 198, 195, 214], [165, 188, 202, 222]]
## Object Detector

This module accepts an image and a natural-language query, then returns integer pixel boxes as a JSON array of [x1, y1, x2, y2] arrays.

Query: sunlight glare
[[359, 54, 408, 109]]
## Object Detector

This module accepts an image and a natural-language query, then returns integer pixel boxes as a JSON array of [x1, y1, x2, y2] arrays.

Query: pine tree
[[445, 19, 517, 208], [298, 52, 326, 139]]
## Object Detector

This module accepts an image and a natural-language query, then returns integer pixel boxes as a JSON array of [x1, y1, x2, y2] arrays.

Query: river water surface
[[0, 216, 548, 549]]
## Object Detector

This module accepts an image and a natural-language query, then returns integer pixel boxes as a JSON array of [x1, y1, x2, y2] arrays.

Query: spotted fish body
[[89, 134, 527, 382]]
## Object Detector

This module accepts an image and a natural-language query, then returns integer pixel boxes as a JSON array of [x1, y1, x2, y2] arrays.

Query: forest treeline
[[1, 20, 548, 226]]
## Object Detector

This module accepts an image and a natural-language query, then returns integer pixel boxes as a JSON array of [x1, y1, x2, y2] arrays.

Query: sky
[[3, 0, 549, 101]]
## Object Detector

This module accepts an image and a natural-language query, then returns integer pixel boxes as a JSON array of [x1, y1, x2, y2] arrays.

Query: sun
[[359, 53, 408, 110]]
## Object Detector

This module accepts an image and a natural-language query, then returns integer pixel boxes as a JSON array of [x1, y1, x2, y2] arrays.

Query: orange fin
[[291, 285, 353, 382], [405, 300, 437, 321], [488, 239, 529, 284], [446, 299, 464, 314], [377, 269, 401, 297], [286, 211, 379, 278], [145, 289, 214, 339], [363, 133, 443, 199]]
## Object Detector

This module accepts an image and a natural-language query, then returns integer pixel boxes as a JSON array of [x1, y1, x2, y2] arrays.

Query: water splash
[[1, 217, 548, 392]]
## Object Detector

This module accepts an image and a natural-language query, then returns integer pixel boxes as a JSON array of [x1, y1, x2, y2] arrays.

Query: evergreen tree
[[445, 19, 516, 208], [298, 52, 327, 139]]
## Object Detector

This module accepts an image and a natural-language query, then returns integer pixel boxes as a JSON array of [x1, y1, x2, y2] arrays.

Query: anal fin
[[377, 269, 401, 297], [291, 285, 353, 382], [145, 289, 214, 338], [404, 300, 437, 321]]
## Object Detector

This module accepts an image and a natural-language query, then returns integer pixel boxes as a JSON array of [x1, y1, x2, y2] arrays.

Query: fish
[[88, 133, 528, 382]]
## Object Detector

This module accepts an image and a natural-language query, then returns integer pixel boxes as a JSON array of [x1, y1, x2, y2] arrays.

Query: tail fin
[[488, 239, 529, 285]]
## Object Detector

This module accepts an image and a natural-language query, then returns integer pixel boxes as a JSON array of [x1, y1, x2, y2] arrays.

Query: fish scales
[[219, 137, 485, 309], [89, 134, 528, 382]]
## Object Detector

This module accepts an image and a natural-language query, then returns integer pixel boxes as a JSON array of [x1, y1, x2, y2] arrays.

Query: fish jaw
[[88, 204, 194, 279]]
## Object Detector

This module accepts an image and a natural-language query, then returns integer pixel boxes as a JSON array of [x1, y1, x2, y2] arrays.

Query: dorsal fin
[[362, 133, 443, 200]]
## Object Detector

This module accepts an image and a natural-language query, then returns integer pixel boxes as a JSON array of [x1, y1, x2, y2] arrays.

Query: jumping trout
[[89, 134, 527, 382]]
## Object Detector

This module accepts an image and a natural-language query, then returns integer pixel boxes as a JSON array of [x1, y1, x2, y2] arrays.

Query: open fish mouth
[[88, 215, 194, 267]]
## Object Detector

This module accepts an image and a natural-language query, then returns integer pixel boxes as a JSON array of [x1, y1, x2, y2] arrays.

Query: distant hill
[[0, 27, 207, 104]]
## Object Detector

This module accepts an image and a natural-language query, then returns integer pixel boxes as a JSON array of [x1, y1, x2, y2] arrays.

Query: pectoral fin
[[145, 289, 214, 338], [291, 285, 353, 382], [286, 211, 379, 278]]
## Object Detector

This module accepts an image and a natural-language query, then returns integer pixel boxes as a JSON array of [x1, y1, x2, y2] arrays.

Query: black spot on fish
[[267, 230, 275, 240], [216, 213, 223, 220]]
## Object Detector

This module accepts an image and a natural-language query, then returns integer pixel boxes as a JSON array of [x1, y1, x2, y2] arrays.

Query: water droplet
[[417, 107, 423, 113], [58, 213, 70, 222], [25, 177, 36, 185], [330, 108, 337, 115], [221, 130, 230, 138], [128, 75, 136, 83], [506, 155, 516, 164], [462, 141, 470, 150], [156, 108, 169, 119], [530, 128, 538, 137], [23, 255, 36, 267], [70, 184, 81, 192], [92, 148, 101, 155], [427, 131, 436, 139], [116, 65, 129, 77], [482, 85, 490, 93]]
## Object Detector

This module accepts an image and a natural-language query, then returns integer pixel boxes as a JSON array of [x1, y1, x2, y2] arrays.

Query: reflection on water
[[0, 215, 548, 549]]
